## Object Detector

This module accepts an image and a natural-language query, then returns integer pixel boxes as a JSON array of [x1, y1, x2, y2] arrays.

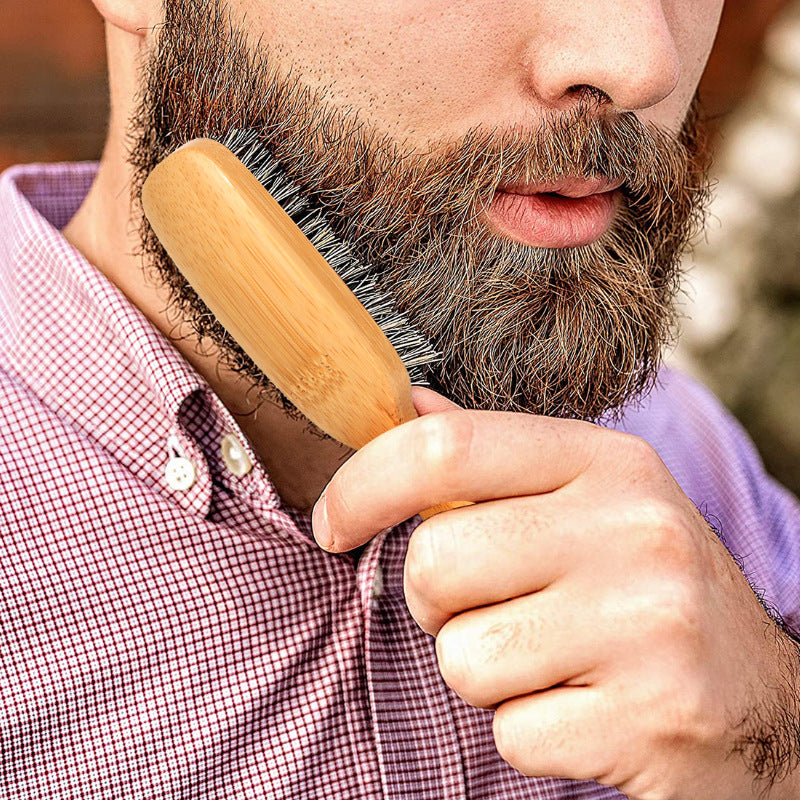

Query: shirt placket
[[315, 546, 386, 800], [359, 524, 468, 800]]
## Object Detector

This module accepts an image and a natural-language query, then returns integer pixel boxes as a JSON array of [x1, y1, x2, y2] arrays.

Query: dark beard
[[130, 0, 711, 422]]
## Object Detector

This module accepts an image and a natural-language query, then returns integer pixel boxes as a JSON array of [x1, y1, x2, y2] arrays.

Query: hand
[[312, 388, 800, 799]]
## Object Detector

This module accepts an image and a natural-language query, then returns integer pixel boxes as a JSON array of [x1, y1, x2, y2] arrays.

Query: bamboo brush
[[141, 131, 469, 519]]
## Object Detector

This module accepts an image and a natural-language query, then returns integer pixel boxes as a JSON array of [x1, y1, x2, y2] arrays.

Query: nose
[[523, 0, 681, 112]]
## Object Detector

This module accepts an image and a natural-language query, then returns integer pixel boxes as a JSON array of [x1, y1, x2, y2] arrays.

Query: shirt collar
[[0, 162, 284, 517]]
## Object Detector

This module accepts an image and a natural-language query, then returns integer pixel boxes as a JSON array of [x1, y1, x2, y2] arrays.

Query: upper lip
[[496, 176, 625, 198]]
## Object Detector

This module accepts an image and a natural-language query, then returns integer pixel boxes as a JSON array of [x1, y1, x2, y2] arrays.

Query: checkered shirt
[[1, 162, 799, 800]]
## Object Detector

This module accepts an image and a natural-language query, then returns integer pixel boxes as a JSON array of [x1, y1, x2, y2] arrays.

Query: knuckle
[[638, 497, 683, 541], [615, 431, 664, 479], [667, 686, 706, 740], [481, 616, 525, 664], [635, 498, 692, 563], [661, 581, 703, 642], [448, 619, 517, 707], [634, 575, 704, 658], [436, 617, 501, 708], [679, 691, 719, 746], [413, 411, 475, 483], [642, 672, 717, 749], [404, 524, 437, 598], [640, 501, 706, 593]]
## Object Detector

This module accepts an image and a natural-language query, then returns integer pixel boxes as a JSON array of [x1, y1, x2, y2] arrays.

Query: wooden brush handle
[[419, 500, 473, 520]]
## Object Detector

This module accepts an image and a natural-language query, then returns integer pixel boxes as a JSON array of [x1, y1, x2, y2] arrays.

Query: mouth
[[483, 177, 625, 249]]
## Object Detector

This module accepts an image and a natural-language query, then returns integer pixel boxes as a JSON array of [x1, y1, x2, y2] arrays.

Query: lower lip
[[485, 190, 620, 249]]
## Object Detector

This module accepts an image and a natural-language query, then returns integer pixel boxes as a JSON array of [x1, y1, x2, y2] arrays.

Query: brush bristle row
[[218, 128, 440, 385]]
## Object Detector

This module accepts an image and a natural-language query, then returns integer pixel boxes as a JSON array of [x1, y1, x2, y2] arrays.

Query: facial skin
[[251, 0, 711, 139]]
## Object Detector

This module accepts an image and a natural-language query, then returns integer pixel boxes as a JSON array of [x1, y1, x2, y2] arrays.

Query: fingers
[[434, 589, 603, 709], [312, 405, 603, 552], [403, 495, 578, 633], [492, 687, 619, 783]]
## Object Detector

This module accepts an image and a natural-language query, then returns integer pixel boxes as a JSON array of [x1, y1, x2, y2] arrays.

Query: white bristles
[[219, 128, 440, 385]]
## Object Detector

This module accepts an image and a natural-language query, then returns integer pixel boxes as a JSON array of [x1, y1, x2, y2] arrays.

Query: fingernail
[[312, 491, 333, 550]]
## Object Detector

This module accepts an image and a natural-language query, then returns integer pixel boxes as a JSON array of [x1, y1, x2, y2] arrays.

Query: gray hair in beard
[[130, 0, 711, 422]]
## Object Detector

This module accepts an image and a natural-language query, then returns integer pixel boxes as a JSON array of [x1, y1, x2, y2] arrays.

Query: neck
[[63, 24, 349, 515]]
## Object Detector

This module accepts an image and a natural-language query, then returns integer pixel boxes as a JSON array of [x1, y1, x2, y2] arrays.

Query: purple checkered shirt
[[1, 162, 799, 800]]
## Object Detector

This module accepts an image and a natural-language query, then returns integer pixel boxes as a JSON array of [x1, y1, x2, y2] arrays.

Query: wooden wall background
[[0, 0, 107, 170]]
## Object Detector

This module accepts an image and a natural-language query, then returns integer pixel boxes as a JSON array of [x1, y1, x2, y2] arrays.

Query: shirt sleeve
[[721, 411, 800, 634]]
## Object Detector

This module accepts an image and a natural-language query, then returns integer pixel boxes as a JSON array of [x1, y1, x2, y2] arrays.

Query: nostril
[[566, 84, 613, 106]]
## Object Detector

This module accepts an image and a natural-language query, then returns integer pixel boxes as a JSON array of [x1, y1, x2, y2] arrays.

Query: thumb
[[311, 387, 464, 552]]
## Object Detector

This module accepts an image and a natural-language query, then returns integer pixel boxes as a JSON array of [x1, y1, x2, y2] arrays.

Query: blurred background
[[2, 0, 800, 495]]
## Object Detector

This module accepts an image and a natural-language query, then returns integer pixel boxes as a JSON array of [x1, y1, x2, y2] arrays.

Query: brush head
[[219, 129, 440, 386]]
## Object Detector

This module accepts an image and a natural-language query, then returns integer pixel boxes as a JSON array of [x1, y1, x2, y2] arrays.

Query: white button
[[165, 457, 196, 491], [220, 433, 253, 477]]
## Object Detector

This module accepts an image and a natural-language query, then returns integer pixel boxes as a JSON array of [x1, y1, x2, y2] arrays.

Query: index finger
[[312, 401, 603, 552]]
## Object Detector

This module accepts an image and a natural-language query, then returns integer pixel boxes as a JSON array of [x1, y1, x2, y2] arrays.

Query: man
[[1, 0, 798, 797]]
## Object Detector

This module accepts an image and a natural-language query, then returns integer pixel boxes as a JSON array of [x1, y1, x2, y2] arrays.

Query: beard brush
[[141, 129, 469, 519]]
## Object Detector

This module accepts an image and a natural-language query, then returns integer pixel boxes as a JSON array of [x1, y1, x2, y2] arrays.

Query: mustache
[[242, 92, 706, 262], [262, 103, 707, 290], [419, 106, 668, 195]]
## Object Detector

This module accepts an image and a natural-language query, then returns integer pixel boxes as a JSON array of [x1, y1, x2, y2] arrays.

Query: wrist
[[731, 626, 800, 799]]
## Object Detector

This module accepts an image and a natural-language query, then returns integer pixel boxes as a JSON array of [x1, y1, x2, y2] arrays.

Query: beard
[[130, 0, 711, 422]]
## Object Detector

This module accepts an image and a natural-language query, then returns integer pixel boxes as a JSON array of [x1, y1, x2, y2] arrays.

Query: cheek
[[231, 0, 723, 141], [238, 0, 528, 142]]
